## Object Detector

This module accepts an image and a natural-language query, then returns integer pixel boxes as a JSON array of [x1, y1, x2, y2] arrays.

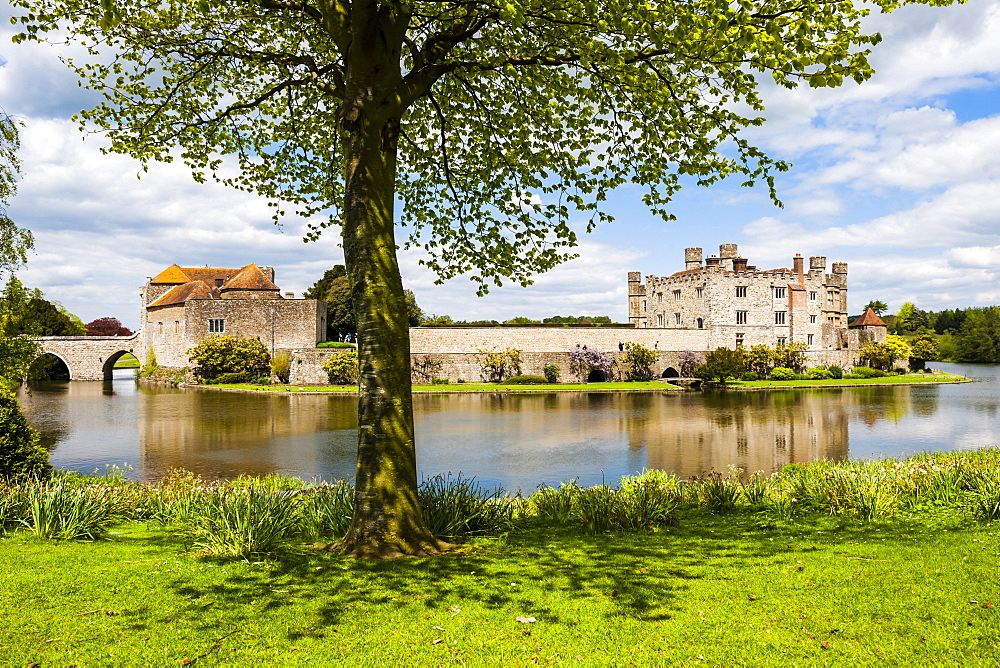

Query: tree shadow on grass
[[159, 513, 913, 640]]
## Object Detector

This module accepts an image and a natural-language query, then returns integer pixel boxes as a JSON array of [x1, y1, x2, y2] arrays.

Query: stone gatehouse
[[139, 263, 325, 369]]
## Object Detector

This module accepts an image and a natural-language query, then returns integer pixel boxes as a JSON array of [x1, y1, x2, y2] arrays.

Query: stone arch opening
[[696, 317, 704, 329], [101, 350, 138, 380], [662, 367, 680, 378], [29, 352, 71, 381], [586, 369, 607, 383]]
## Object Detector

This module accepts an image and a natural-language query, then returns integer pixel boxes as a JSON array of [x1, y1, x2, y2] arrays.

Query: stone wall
[[409, 326, 709, 354], [143, 297, 325, 368], [37, 334, 141, 381]]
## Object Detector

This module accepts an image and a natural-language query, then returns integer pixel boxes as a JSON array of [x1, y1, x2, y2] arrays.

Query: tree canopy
[[12, 0, 961, 557], [0, 108, 33, 275], [85, 316, 134, 336]]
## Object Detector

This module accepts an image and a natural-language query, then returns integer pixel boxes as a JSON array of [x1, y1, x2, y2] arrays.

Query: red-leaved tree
[[85, 317, 133, 337]]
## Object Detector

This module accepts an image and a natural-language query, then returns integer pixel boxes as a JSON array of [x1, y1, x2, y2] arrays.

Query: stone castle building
[[139, 263, 325, 368], [628, 244, 881, 353]]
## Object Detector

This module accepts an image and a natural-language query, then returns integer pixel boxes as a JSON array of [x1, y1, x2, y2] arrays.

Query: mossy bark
[[334, 11, 450, 558]]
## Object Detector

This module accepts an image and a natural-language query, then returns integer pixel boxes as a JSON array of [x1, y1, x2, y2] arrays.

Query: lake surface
[[16, 362, 999, 492]]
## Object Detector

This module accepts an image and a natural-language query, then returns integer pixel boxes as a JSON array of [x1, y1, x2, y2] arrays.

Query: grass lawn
[[2, 513, 998, 664], [201, 380, 683, 393], [728, 370, 969, 389]]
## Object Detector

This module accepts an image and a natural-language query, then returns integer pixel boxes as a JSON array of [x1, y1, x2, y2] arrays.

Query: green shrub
[[543, 363, 560, 383], [0, 389, 51, 480], [431, 377, 450, 385], [828, 365, 844, 379], [323, 351, 358, 385], [740, 371, 759, 381], [808, 367, 832, 380], [316, 341, 356, 349], [187, 335, 271, 380], [621, 342, 658, 381], [769, 367, 795, 380], [851, 366, 886, 378], [476, 347, 522, 382], [212, 371, 253, 384], [502, 374, 549, 385], [271, 352, 291, 383]]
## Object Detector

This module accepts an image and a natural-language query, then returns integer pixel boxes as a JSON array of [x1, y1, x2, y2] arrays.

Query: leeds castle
[[42, 246, 882, 383]]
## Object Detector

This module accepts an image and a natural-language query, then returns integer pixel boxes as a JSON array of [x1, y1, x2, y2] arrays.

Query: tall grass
[[418, 473, 517, 538], [26, 479, 127, 540]]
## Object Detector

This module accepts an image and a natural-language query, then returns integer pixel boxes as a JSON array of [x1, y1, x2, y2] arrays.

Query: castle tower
[[628, 271, 647, 327], [685, 247, 703, 271]]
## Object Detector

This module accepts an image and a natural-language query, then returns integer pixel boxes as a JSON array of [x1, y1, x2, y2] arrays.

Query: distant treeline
[[893, 306, 1000, 363], [420, 314, 614, 326]]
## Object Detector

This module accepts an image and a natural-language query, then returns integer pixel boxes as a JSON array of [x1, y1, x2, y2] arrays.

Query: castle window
[[736, 310, 748, 325], [777, 336, 787, 346], [773, 286, 787, 299], [736, 333, 745, 347], [174, 321, 180, 334], [827, 290, 836, 305], [208, 318, 225, 333], [673, 290, 681, 300], [736, 286, 747, 298], [774, 311, 786, 325], [696, 287, 704, 299], [810, 315, 817, 324], [658, 292, 663, 302], [657, 313, 664, 327], [807, 334, 815, 345], [809, 291, 817, 301], [157, 321, 163, 335], [674, 313, 682, 325], [697, 317, 704, 329], [642, 300, 647, 312]]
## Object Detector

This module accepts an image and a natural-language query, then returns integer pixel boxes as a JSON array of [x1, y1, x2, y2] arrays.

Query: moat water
[[16, 362, 999, 492]]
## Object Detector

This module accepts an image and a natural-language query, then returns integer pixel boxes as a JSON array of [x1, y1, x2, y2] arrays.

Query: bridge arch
[[661, 367, 680, 378], [35, 334, 142, 381], [29, 351, 72, 380]]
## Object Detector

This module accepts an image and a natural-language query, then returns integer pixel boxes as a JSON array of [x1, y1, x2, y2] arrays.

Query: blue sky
[[2, 2, 999, 330]]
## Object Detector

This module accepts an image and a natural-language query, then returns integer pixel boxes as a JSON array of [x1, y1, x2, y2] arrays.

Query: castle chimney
[[705, 257, 721, 268], [719, 244, 738, 271], [793, 254, 804, 278], [685, 247, 703, 271], [285, 292, 294, 299], [733, 258, 748, 272]]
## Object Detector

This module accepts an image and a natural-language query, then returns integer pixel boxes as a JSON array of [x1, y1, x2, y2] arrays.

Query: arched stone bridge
[[37, 334, 143, 381]]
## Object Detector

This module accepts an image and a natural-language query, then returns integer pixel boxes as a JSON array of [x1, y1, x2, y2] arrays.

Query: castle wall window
[[697, 317, 704, 329], [809, 315, 817, 324], [696, 287, 704, 298], [807, 334, 815, 345], [774, 311, 786, 325], [673, 290, 681, 300], [809, 291, 817, 301], [777, 337, 787, 346], [827, 290, 836, 305], [657, 313, 664, 327], [674, 313, 682, 325], [736, 286, 747, 298], [658, 292, 663, 302], [736, 333, 745, 347], [208, 318, 226, 333], [174, 321, 180, 334], [642, 300, 647, 312], [736, 310, 748, 325], [773, 286, 787, 299]]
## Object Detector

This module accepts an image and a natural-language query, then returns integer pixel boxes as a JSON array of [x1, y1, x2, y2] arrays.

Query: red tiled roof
[[220, 264, 279, 292], [850, 308, 887, 328], [148, 280, 214, 308]]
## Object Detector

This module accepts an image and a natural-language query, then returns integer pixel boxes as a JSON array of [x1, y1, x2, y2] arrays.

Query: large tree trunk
[[334, 23, 452, 558]]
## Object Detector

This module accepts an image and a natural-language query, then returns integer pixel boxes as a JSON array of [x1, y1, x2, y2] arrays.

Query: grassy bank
[[198, 380, 683, 393], [727, 369, 970, 389], [2, 450, 1000, 663]]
